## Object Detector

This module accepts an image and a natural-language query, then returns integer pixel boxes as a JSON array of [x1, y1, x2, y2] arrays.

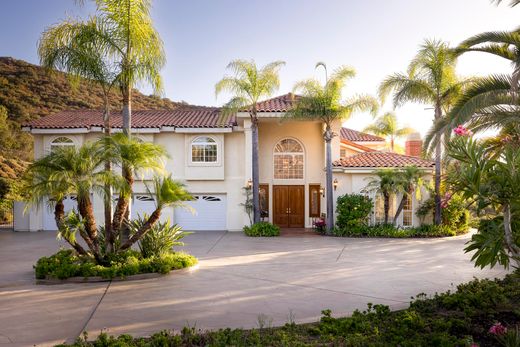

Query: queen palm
[[39, 16, 120, 249], [286, 64, 378, 233], [363, 112, 414, 152], [379, 39, 468, 225], [392, 166, 425, 225], [215, 60, 285, 224], [364, 169, 399, 224]]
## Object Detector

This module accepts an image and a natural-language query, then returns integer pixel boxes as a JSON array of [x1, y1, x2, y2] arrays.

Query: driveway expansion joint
[[65, 280, 112, 345], [206, 231, 228, 254]]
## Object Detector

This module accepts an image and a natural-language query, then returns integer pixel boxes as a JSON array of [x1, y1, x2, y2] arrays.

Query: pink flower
[[453, 125, 472, 137], [489, 322, 507, 336]]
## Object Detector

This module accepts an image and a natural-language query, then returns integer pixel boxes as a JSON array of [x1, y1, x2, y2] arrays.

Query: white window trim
[[400, 193, 414, 228], [188, 135, 221, 167], [272, 137, 306, 180]]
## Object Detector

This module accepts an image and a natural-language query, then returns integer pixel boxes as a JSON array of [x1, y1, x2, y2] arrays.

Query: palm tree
[[24, 142, 119, 263], [105, 133, 167, 240], [493, 0, 520, 7], [38, 16, 120, 250], [392, 166, 425, 225], [215, 59, 285, 224], [120, 175, 192, 250], [363, 112, 414, 151], [426, 30, 520, 144], [286, 64, 378, 233], [364, 169, 399, 224], [379, 39, 469, 225]]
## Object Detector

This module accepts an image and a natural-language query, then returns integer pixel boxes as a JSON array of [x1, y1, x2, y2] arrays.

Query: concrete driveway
[[0, 230, 508, 346]]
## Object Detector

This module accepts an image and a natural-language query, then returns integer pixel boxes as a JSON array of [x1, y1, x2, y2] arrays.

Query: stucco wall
[[258, 119, 326, 227]]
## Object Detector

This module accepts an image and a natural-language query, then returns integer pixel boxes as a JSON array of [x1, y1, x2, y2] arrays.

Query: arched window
[[273, 138, 304, 179], [50, 137, 74, 151], [191, 136, 217, 163]]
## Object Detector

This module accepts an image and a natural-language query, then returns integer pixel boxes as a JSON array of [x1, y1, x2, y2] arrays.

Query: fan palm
[[286, 64, 378, 232], [379, 39, 469, 225], [364, 169, 399, 224], [363, 112, 414, 151], [215, 59, 285, 224], [392, 166, 425, 225]]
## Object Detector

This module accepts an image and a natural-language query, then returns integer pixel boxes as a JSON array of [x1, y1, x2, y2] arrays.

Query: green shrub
[[416, 193, 470, 234], [334, 223, 458, 238], [34, 249, 197, 280], [335, 194, 372, 232], [243, 222, 280, 237], [128, 216, 192, 258]]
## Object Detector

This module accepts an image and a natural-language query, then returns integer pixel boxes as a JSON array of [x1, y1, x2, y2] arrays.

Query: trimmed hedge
[[333, 223, 464, 238], [34, 249, 198, 280], [243, 222, 280, 237], [58, 271, 520, 346]]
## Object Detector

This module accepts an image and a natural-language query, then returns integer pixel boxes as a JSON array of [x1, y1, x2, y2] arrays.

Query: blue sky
[[0, 0, 518, 135]]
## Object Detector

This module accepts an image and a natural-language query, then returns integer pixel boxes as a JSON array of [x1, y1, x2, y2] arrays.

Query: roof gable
[[340, 128, 384, 142]]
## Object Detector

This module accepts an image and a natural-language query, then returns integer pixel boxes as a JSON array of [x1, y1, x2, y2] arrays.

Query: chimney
[[405, 132, 422, 157]]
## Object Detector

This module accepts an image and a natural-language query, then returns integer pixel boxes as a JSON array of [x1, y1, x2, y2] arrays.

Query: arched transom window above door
[[274, 138, 304, 179], [50, 136, 75, 151]]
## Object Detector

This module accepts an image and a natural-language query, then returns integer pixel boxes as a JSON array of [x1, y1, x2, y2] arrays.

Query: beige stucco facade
[[19, 109, 431, 232]]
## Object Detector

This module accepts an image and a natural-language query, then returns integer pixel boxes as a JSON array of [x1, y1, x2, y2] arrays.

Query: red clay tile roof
[[333, 152, 434, 168], [340, 128, 385, 142], [340, 139, 376, 152], [24, 106, 236, 129], [253, 93, 300, 112]]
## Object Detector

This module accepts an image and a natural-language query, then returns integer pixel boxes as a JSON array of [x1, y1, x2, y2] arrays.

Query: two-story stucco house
[[16, 93, 434, 232]]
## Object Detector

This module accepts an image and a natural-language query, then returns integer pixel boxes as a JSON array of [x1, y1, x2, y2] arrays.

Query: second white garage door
[[175, 194, 227, 231]]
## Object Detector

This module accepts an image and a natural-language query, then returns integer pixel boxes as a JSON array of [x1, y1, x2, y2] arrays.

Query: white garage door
[[131, 194, 156, 219], [43, 196, 78, 231], [175, 194, 227, 230]]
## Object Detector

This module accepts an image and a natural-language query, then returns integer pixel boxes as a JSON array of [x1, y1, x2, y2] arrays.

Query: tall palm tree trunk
[[434, 104, 442, 225], [251, 113, 261, 224], [383, 193, 390, 224], [77, 196, 102, 262], [121, 85, 132, 239], [103, 96, 114, 253], [394, 188, 412, 226], [324, 126, 334, 233]]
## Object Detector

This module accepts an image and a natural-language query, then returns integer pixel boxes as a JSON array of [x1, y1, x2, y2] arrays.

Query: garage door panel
[[174, 194, 226, 231]]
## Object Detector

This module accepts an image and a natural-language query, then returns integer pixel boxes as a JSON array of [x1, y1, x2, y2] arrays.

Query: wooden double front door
[[273, 185, 305, 228]]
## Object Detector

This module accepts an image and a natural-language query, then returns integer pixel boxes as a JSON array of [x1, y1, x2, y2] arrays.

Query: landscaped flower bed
[[333, 223, 467, 238], [58, 271, 520, 346], [35, 249, 197, 280]]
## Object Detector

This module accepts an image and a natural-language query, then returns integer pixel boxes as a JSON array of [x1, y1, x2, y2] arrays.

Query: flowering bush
[[454, 124, 472, 136], [490, 322, 508, 336], [313, 218, 326, 233]]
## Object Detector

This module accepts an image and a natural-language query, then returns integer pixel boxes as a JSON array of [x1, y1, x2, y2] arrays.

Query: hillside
[[0, 57, 182, 161]]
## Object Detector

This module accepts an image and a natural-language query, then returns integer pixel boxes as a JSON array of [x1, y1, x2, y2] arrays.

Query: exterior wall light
[[333, 178, 339, 191], [247, 179, 252, 188], [319, 186, 325, 197]]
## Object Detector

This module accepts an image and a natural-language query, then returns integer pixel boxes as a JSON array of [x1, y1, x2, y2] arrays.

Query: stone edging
[[35, 265, 196, 285]]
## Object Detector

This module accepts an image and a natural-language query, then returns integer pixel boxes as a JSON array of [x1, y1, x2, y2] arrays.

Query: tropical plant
[[363, 112, 414, 151], [215, 59, 285, 224], [22, 136, 187, 265], [426, 29, 520, 142], [128, 216, 192, 258], [379, 39, 470, 225], [39, 16, 120, 246], [364, 169, 399, 224], [446, 136, 520, 268], [286, 63, 378, 233], [392, 166, 425, 225]]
